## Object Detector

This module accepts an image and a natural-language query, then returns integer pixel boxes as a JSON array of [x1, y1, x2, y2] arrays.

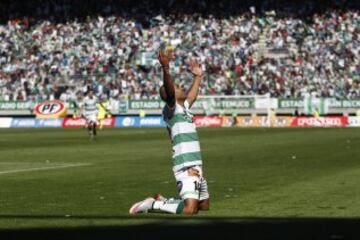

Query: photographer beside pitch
[[129, 49, 210, 215]]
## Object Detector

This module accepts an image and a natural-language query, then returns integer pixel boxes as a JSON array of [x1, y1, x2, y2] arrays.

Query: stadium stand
[[0, 0, 359, 103]]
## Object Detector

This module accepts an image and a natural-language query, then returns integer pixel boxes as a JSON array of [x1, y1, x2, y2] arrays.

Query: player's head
[[159, 43, 176, 61], [76, 92, 83, 100], [174, 83, 187, 101], [88, 89, 94, 98], [160, 83, 186, 103]]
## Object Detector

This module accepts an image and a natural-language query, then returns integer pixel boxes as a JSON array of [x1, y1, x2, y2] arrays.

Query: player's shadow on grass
[[0, 215, 360, 240]]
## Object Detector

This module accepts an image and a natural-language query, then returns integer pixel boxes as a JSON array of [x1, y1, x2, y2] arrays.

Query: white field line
[[0, 163, 91, 175], [0, 162, 48, 164]]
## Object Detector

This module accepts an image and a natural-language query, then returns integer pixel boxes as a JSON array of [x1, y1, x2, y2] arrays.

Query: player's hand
[[188, 167, 200, 177], [158, 49, 170, 68], [190, 59, 203, 77]]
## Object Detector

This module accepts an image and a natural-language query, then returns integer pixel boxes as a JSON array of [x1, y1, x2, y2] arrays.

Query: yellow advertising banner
[[222, 116, 294, 127]]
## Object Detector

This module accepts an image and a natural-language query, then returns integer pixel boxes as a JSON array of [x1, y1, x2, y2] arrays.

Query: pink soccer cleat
[[129, 197, 155, 215]]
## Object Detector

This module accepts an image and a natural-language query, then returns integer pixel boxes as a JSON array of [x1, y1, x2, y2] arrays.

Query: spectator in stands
[[0, 0, 359, 102]]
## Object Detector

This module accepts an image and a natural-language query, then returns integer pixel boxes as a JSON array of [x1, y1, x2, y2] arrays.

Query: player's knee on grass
[[199, 199, 210, 211], [183, 198, 199, 215]]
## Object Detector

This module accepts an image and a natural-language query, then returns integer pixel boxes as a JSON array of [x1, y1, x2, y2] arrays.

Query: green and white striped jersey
[[163, 100, 202, 173], [82, 96, 99, 115]]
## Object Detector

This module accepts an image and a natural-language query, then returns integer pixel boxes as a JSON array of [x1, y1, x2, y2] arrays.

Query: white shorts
[[174, 165, 209, 201], [84, 113, 98, 124]]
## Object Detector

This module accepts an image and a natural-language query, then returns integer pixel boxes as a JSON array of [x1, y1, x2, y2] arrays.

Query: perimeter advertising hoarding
[[231, 116, 293, 127], [115, 116, 165, 128], [63, 118, 115, 128], [290, 117, 348, 127], [347, 117, 360, 127], [10, 118, 63, 128], [192, 116, 223, 127], [0, 118, 13, 128]]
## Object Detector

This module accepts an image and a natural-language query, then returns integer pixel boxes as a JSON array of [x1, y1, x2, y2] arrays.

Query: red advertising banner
[[273, 117, 294, 127], [99, 117, 115, 127], [62, 117, 115, 128], [290, 116, 348, 127], [62, 118, 86, 128], [193, 116, 222, 127]]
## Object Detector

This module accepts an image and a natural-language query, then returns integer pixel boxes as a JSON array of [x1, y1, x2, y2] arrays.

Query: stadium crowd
[[0, 0, 359, 102]]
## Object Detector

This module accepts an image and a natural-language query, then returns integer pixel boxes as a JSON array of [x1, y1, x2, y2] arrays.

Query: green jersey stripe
[[173, 151, 202, 166], [173, 141, 200, 158], [168, 113, 192, 127], [172, 133, 199, 145]]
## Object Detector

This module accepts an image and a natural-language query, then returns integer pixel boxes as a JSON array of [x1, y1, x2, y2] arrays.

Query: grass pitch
[[0, 127, 360, 229]]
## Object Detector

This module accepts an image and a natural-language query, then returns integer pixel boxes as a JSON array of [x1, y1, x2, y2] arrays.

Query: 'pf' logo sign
[[35, 101, 65, 115]]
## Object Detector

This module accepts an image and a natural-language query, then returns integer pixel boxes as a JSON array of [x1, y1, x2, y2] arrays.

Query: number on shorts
[[176, 181, 183, 193], [193, 181, 201, 191]]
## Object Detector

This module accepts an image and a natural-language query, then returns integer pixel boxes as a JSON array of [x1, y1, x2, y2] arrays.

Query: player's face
[[88, 91, 94, 98], [175, 84, 186, 101]]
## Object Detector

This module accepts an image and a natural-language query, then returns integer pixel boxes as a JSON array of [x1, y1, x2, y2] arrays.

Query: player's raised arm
[[186, 59, 203, 108], [158, 50, 176, 108]]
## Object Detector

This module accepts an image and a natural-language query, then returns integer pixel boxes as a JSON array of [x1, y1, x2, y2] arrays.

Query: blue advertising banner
[[10, 118, 63, 128], [36, 118, 63, 128], [11, 118, 37, 128], [138, 117, 165, 127], [115, 116, 165, 128]]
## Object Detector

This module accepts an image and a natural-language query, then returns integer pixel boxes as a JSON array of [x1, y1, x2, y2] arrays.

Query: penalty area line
[[0, 163, 91, 175]]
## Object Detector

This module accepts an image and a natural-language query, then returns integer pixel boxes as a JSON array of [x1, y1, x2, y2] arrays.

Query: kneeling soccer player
[[129, 48, 209, 215]]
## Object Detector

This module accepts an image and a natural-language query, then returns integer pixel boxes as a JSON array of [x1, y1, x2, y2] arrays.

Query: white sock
[[152, 199, 184, 214]]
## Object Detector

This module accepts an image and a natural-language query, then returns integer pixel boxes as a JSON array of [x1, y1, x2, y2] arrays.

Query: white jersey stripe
[[171, 122, 197, 139]]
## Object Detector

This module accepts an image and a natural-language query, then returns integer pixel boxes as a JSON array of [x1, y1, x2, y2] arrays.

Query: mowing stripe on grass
[[0, 163, 91, 175]]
